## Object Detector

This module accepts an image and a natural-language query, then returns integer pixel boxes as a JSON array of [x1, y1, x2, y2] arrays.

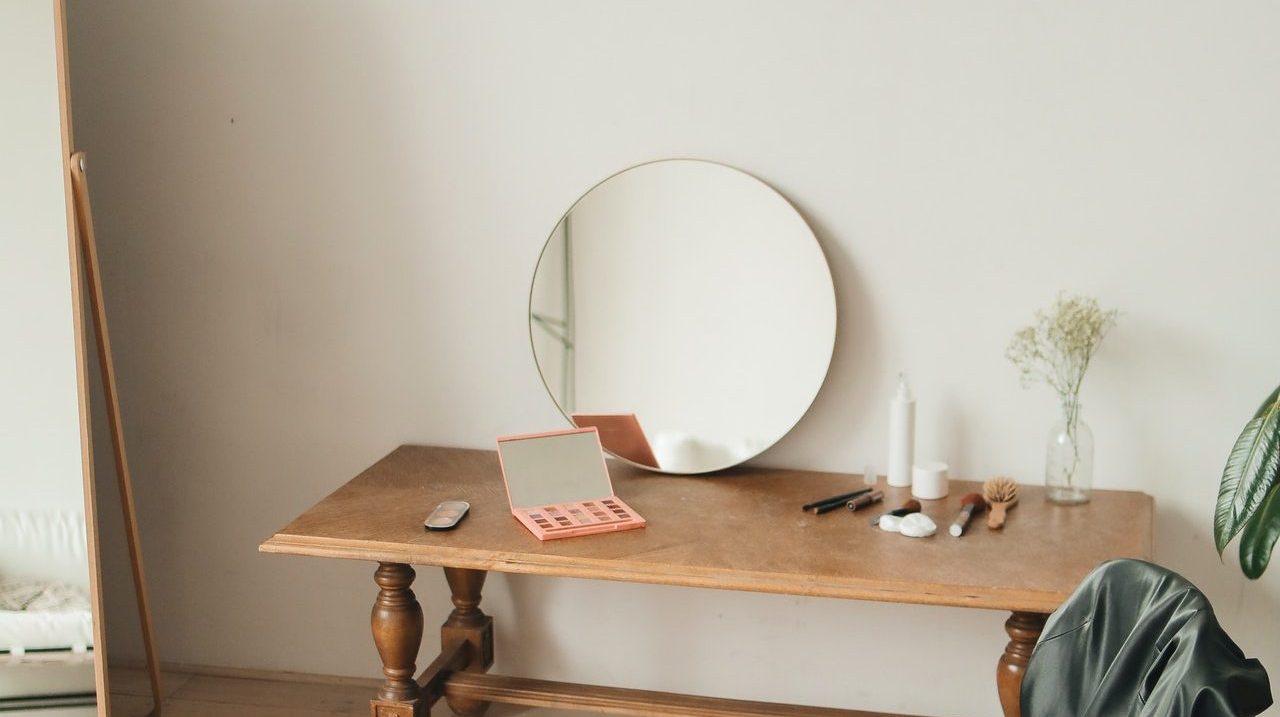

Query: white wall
[[66, 2, 1280, 715]]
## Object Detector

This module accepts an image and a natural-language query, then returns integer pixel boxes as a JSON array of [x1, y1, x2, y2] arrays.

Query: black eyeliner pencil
[[803, 487, 872, 514]]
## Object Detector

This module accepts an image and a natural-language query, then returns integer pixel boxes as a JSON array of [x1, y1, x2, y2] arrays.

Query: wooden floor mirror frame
[[56, 0, 164, 712], [54, 0, 110, 710], [52, 0, 113, 712]]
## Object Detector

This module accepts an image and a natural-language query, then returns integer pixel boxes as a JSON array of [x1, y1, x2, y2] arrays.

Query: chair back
[[1022, 559, 1271, 717]]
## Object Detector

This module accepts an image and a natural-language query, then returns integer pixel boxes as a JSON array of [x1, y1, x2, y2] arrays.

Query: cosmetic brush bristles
[[948, 493, 987, 537]]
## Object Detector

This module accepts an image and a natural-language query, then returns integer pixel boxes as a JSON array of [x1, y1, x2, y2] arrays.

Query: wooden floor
[[108, 666, 569, 717]]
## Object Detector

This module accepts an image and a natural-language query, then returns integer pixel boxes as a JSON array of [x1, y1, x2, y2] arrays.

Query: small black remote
[[424, 500, 470, 531]]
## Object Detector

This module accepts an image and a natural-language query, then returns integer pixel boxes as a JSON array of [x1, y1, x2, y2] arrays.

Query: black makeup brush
[[870, 499, 921, 526]]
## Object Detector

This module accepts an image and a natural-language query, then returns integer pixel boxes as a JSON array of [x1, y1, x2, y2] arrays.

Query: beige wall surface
[[67, 2, 1280, 715]]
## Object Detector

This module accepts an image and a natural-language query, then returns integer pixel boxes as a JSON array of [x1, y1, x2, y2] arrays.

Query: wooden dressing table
[[260, 445, 1153, 717]]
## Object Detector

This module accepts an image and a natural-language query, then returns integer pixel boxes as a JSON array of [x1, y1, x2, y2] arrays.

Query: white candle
[[887, 374, 915, 488]]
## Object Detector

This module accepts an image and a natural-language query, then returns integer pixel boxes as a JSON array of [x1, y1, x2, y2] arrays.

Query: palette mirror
[[529, 159, 836, 474], [499, 429, 615, 508]]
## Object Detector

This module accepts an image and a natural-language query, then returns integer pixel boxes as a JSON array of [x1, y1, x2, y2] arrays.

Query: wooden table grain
[[261, 445, 1154, 717]]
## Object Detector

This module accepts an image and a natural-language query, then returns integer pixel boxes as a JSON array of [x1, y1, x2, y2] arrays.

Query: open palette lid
[[496, 427, 616, 510]]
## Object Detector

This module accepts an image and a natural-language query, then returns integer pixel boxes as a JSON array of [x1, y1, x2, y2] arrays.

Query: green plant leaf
[[1214, 384, 1280, 555], [1240, 483, 1280, 579]]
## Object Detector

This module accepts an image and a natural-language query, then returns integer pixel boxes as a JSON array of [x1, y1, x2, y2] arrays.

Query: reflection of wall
[[0, 0, 88, 590], [69, 3, 1280, 716], [567, 161, 831, 458]]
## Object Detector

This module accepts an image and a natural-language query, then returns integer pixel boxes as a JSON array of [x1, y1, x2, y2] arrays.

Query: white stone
[[898, 513, 937, 538], [878, 514, 902, 532]]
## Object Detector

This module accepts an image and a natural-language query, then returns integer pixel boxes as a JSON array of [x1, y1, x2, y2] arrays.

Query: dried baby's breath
[[1007, 293, 1118, 419]]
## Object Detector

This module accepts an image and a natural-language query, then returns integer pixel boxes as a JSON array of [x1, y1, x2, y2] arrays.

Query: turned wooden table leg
[[441, 567, 494, 717], [997, 611, 1047, 717], [370, 563, 424, 717]]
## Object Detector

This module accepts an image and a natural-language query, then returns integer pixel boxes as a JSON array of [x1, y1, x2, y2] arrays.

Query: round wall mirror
[[529, 159, 836, 474]]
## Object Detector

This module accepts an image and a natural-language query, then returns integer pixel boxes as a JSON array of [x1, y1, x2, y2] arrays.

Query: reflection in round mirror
[[529, 159, 836, 474]]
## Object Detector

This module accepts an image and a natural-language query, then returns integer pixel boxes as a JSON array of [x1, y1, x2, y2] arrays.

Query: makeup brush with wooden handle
[[948, 493, 987, 537], [983, 477, 1019, 529]]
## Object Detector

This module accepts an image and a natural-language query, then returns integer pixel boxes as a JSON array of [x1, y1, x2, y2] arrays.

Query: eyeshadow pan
[[508, 492, 643, 540]]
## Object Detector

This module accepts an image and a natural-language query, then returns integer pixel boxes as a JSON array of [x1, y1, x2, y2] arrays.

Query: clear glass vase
[[1045, 402, 1093, 505]]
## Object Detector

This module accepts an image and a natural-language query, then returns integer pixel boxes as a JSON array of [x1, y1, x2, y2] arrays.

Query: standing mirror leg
[[71, 151, 164, 716]]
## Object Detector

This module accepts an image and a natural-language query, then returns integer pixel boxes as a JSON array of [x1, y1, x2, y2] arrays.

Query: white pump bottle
[[887, 374, 915, 488]]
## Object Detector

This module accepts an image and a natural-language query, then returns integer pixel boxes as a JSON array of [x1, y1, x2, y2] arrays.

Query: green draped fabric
[[1022, 560, 1271, 716]]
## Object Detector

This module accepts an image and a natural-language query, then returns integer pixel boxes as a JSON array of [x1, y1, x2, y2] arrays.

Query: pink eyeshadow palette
[[512, 497, 643, 540], [496, 427, 647, 542]]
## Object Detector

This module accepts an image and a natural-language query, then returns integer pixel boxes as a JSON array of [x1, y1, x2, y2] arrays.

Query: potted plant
[[1215, 385, 1280, 579]]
